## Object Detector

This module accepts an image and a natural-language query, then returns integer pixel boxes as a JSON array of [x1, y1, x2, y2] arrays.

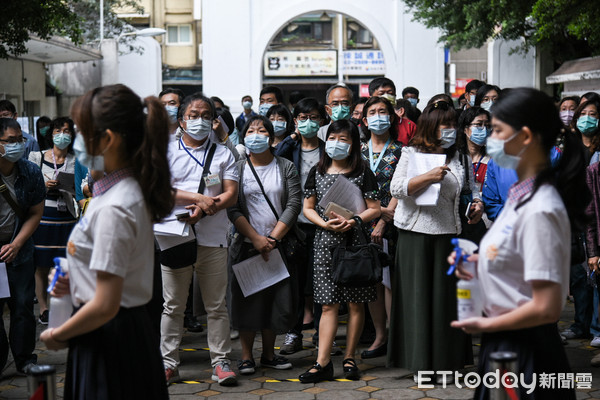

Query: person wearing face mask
[[274, 98, 326, 356], [258, 86, 283, 116], [0, 100, 40, 161], [474, 84, 501, 112], [235, 95, 257, 133], [463, 80, 485, 110], [317, 84, 353, 141], [558, 96, 580, 127], [451, 88, 584, 400], [299, 120, 381, 383], [28, 117, 77, 325], [572, 99, 600, 165], [266, 104, 294, 148], [227, 115, 302, 375], [0, 118, 45, 375], [401, 86, 420, 109], [368, 77, 397, 107], [389, 100, 482, 383], [35, 116, 53, 151], [159, 88, 185, 138], [359, 97, 403, 360]]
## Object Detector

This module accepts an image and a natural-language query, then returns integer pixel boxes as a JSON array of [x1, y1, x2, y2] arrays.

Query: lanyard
[[51, 149, 67, 179], [180, 137, 210, 167], [472, 159, 482, 177], [368, 137, 391, 173]]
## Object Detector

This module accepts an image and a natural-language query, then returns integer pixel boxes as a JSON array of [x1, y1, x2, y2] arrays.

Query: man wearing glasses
[[0, 118, 45, 374], [317, 84, 353, 141], [0, 100, 40, 160]]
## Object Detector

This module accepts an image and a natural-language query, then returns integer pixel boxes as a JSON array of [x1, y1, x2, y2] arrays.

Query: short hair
[[293, 97, 327, 120], [465, 79, 485, 94], [326, 84, 353, 104], [0, 117, 21, 134], [355, 97, 369, 106], [0, 100, 16, 114], [395, 98, 419, 123], [260, 86, 284, 103], [241, 95, 252, 102], [210, 96, 227, 110], [159, 88, 185, 104], [581, 92, 600, 104], [51, 117, 75, 152], [410, 100, 458, 155], [178, 93, 216, 120], [402, 86, 419, 98], [368, 77, 396, 96], [288, 91, 305, 106], [266, 104, 294, 136], [239, 115, 275, 145]]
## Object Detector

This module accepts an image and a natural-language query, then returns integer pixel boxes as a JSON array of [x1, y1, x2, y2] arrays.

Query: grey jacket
[[227, 155, 302, 260]]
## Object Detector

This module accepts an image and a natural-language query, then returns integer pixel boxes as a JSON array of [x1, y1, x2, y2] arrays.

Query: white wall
[[488, 39, 536, 89], [202, 0, 444, 115], [118, 36, 163, 99]]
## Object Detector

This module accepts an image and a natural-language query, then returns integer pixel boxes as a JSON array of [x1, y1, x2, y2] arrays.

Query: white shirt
[[243, 159, 283, 237], [298, 146, 320, 224], [477, 184, 570, 318], [67, 177, 154, 307], [168, 138, 239, 247]]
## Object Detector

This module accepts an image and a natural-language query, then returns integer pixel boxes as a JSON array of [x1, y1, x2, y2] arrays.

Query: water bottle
[[48, 257, 73, 328], [448, 238, 483, 321]]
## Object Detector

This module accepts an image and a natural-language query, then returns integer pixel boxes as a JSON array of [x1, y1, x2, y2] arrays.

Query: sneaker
[[316, 340, 342, 356], [561, 328, 582, 340], [591, 336, 600, 348], [165, 367, 180, 385], [260, 355, 292, 370], [230, 329, 240, 340], [212, 361, 237, 386], [280, 333, 303, 355], [238, 359, 256, 375], [17, 362, 36, 375], [38, 310, 49, 325]]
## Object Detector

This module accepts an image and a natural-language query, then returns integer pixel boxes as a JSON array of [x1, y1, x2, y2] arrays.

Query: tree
[[403, 0, 600, 62], [0, 0, 144, 60]]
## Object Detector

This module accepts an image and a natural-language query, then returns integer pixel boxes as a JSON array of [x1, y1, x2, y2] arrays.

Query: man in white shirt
[[160, 94, 239, 386]]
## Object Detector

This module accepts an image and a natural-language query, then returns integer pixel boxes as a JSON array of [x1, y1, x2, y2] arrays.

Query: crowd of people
[[0, 76, 598, 399]]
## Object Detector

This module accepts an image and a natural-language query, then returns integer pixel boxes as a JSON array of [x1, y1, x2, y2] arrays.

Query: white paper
[[154, 218, 187, 236], [407, 153, 447, 206], [318, 175, 366, 215], [382, 266, 391, 290], [217, 115, 230, 134], [231, 249, 289, 297], [0, 262, 10, 299], [155, 228, 195, 251]]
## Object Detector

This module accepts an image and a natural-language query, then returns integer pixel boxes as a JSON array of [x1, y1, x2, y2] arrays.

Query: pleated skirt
[[32, 204, 77, 268]]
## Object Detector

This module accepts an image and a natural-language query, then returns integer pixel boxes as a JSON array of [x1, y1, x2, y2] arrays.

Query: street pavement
[[1, 300, 600, 399]]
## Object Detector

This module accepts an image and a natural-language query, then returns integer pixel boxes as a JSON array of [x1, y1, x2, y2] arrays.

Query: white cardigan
[[390, 146, 480, 235]]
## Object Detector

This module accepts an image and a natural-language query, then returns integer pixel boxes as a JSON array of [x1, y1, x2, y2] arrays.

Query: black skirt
[[475, 323, 575, 400], [64, 305, 168, 400]]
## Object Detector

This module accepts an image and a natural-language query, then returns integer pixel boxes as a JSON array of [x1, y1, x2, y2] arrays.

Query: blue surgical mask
[[468, 96, 475, 107], [297, 119, 319, 138], [0, 142, 25, 162], [577, 115, 599, 136], [367, 115, 391, 135], [165, 105, 179, 124], [486, 131, 525, 170], [325, 140, 351, 160], [53, 133, 72, 150], [184, 118, 212, 141], [469, 126, 488, 146], [242, 101, 253, 110], [440, 128, 456, 148], [272, 121, 287, 136], [480, 101, 493, 111], [73, 134, 104, 171], [259, 103, 273, 116], [407, 98, 418, 107], [330, 105, 351, 121], [244, 133, 270, 153]]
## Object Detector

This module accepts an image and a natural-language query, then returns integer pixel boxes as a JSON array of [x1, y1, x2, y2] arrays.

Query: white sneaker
[[230, 329, 239, 340], [590, 336, 600, 347]]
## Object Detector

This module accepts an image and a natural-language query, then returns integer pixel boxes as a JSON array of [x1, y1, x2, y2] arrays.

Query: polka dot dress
[[305, 170, 378, 305]]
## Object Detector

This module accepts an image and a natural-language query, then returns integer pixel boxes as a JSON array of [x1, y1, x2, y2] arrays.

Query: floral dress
[[304, 166, 379, 304]]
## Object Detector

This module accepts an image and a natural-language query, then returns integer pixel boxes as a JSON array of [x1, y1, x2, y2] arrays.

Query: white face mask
[[73, 134, 104, 171], [184, 118, 212, 141]]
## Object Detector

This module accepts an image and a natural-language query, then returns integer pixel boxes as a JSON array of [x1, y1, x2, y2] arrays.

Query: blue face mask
[[486, 131, 525, 170], [184, 118, 212, 141], [73, 134, 104, 171], [469, 126, 489, 146], [407, 98, 418, 107], [468, 95, 475, 107], [0, 142, 25, 162], [259, 103, 273, 116], [367, 115, 391, 135], [271, 121, 287, 136], [325, 140, 351, 160], [242, 101, 252, 110], [330, 105, 351, 121], [53, 133, 72, 150], [577, 115, 599, 136], [165, 105, 179, 124], [297, 119, 320, 138], [480, 101, 493, 111], [244, 133, 270, 154], [440, 128, 456, 148]]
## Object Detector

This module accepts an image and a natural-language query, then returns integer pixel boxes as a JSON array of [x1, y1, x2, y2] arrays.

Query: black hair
[[266, 104, 294, 136], [178, 93, 216, 120], [0, 117, 21, 134], [293, 97, 327, 121], [317, 119, 365, 178], [426, 93, 454, 107], [239, 115, 275, 146], [355, 97, 369, 106], [241, 95, 252, 102], [361, 96, 398, 141], [0, 100, 16, 114], [492, 87, 589, 231], [210, 96, 227, 110], [368, 77, 396, 96], [260, 86, 284, 104], [36, 116, 53, 150], [159, 88, 185, 104], [581, 92, 600, 104], [474, 84, 501, 107], [51, 117, 75, 153], [402, 86, 419, 98], [572, 99, 600, 152], [457, 106, 490, 157], [558, 96, 580, 108], [465, 79, 485, 94], [215, 107, 235, 134], [395, 98, 420, 122], [288, 91, 305, 107]]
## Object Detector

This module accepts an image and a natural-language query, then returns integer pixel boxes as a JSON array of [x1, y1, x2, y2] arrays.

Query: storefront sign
[[264, 51, 337, 76], [342, 50, 385, 75]]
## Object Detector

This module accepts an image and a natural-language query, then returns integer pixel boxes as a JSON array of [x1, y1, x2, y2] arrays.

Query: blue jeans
[[569, 262, 593, 336], [0, 256, 37, 371]]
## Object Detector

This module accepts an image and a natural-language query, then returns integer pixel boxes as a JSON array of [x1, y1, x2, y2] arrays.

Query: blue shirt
[[22, 131, 40, 161], [74, 158, 89, 202]]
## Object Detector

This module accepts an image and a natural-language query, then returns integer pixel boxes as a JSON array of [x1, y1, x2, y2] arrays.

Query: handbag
[[330, 217, 385, 288], [160, 142, 217, 268]]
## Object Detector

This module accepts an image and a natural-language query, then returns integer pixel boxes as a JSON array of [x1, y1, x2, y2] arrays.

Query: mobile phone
[[464, 202, 472, 221], [324, 202, 354, 220], [176, 211, 190, 221]]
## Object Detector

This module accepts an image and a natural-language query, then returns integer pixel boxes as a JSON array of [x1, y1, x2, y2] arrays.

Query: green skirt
[[387, 229, 473, 371]]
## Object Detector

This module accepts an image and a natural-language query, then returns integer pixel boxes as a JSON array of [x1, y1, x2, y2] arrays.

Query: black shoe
[[184, 316, 203, 333], [299, 361, 334, 383], [38, 310, 49, 325], [360, 342, 387, 359], [342, 358, 360, 380]]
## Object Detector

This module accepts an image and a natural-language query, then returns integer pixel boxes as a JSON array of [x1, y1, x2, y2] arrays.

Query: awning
[[14, 36, 102, 64], [546, 56, 600, 84]]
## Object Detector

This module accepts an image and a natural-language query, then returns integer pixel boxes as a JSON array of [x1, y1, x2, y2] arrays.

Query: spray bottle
[[48, 257, 72, 328], [447, 238, 482, 321]]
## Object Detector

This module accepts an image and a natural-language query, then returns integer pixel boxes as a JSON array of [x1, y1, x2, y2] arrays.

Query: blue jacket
[[274, 135, 325, 172]]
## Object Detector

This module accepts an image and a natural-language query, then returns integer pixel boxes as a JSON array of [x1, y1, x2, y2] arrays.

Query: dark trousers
[[289, 224, 316, 337], [569, 262, 593, 336], [0, 256, 37, 371]]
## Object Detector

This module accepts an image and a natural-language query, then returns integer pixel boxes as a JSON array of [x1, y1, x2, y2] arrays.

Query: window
[[166, 25, 192, 45], [272, 21, 332, 45]]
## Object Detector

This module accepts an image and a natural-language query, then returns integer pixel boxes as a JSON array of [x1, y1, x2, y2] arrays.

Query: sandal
[[342, 358, 360, 380]]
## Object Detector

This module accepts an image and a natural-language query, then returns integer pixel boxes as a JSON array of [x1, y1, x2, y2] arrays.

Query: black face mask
[[350, 118, 361, 126]]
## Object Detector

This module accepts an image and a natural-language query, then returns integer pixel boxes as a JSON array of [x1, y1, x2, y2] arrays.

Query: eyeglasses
[[0, 137, 27, 144], [297, 114, 322, 122], [328, 101, 351, 107], [470, 123, 491, 129]]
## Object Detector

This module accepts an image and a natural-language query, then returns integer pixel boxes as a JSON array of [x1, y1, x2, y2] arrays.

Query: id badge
[[57, 197, 67, 212], [204, 174, 221, 187]]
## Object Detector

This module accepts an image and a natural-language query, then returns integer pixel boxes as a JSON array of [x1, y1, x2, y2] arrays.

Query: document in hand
[[56, 172, 75, 195], [231, 249, 289, 297], [318, 174, 366, 215], [154, 207, 194, 250], [407, 152, 447, 206]]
